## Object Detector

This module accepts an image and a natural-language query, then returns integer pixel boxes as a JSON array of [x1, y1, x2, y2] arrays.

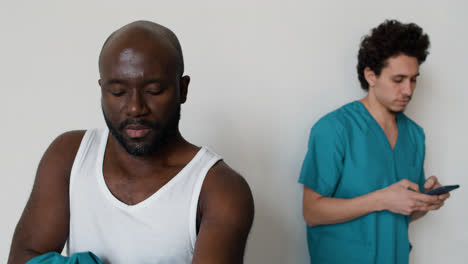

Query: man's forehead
[[102, 32, 173, 59], [100, 49, 173, 80], [384, 54, 419, 75], [100, 36, 176, 74]]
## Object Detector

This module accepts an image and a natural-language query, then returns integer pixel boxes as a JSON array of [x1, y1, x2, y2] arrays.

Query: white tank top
[[67, 128, 221, 264]]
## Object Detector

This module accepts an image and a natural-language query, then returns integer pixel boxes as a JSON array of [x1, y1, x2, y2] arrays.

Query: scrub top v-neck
[[299, 101, 426, 264]]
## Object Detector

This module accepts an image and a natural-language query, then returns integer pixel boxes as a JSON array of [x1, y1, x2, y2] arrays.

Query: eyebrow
[[102, 78, 166, 86], [392, 73, 420, 78], [144, 78, 165, 84], [103, 79, 125, 85]]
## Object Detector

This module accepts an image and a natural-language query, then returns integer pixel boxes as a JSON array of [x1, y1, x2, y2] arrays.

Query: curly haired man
[[299, 20, 450, 264]]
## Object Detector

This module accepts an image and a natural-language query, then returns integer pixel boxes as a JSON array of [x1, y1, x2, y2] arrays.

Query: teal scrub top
[[299, 101, 426, 264], [26, 252, 103, 264]]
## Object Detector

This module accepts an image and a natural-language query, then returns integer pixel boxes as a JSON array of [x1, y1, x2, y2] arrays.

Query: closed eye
[[105, 85, 126, 97], [145, 82, 165, 95], [146, 90, 162, 95], [102, 79, 127, 97], [110, 90, 126, 96]]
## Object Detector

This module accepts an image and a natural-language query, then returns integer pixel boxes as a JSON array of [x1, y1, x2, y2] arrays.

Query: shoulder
[[312, 102, 360, 132], [45, 130, 86, 160], [36, 130, 87, 183], [400, 114, 424, 132], [51, 130, 86, 147], [308, 102, 359, 144], [400, 114, 425, 140], [204, 161, 252, 197], [199, 160, 254, 227]]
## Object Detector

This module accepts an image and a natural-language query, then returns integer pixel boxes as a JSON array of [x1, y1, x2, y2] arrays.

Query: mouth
[[124, 125, 151, 139], [396, 99, 410, 106]]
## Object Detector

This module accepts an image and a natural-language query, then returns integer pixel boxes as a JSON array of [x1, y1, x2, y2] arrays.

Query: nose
[[127, 88, 149, 117], [401, 79, 413, 97]]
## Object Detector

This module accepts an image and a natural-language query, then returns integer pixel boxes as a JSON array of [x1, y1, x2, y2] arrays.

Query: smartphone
[[426, 185, 460, 195]]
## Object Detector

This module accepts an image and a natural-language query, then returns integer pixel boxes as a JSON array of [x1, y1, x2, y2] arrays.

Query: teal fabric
[[299, 101, 426, 264], [26, 252, 103, 264]]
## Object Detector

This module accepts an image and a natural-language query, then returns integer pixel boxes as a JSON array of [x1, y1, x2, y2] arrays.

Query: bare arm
[[303, 179, 441, 227], [192, 161, 254, 264], [8, 131, 84, 264], [302, 186, 381, 227]]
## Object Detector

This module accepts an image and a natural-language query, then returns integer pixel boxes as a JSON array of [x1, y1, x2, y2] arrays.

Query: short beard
[[102, 105, 180, 157], [390, 109, 404, 114]]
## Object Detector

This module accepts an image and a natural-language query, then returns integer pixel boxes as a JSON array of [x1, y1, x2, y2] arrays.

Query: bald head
[[99, 20, 184, 77]]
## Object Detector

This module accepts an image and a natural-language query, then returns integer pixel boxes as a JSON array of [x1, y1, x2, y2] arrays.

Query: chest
[[382, 125, 398, 150], [69, 166, 195, 264], [102, 163, 184, 205], [336, 127, 423, 197]]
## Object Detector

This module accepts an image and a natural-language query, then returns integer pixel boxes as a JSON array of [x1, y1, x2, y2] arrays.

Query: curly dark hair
[[357, 19, 430, 90]]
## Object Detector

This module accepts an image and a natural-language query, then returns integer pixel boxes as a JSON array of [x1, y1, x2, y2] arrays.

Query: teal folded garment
[[26, 252, 103, 264]]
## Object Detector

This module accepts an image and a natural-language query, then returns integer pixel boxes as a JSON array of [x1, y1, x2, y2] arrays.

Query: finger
[[412, 192, 439, 203], [413, 203, 429, 212], [415, 200, 441, 211], [428, 183, 443, 193], [427, 202, 444, 211], [403, 179, 420, 192], [427, 200, 443, 206], [412, 201, 428, 210], [424, 176, 438, 190], [414, 206, 428, 212], [438, 193, 450, 201]]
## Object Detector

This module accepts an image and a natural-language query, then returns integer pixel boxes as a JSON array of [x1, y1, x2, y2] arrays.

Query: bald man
[[8, 21, 254, 264]]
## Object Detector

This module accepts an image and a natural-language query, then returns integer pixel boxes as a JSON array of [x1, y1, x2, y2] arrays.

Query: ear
[[179, 75, 190, 104], [364, 67, 377, 88], [98, 79, 102, 87]]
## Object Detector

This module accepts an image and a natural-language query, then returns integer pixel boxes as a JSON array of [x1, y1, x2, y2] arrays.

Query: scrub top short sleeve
[[299, 115, 346, 197]]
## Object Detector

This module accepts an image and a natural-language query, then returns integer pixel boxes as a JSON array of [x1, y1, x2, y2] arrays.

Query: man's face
[[367, 54, 419, 113], [99, 41, 186, 156]]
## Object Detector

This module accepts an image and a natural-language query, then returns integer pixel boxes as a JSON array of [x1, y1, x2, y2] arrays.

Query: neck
[[360, 93, 396, 127]]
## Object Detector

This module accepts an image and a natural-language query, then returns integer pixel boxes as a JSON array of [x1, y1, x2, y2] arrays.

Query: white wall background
[[1, 1, 467, 263]]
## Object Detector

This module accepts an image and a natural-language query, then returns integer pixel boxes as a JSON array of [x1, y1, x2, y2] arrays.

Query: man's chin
[[120, 133, 172, 157], [120, 138, 161, 156], [110, 131, 159, 156], [390, 106, 406, 114], [124, 144, 155, 156]]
